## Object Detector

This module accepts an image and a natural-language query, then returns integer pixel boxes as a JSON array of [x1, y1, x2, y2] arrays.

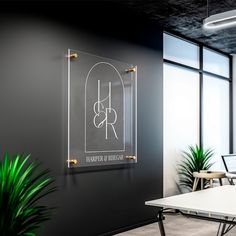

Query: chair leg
[[230, 178, 235, 185], [210, 179, 213, 188], [192, 178, 199, 191], [201, 178, 203, 190], [219, 178, 222, 186]]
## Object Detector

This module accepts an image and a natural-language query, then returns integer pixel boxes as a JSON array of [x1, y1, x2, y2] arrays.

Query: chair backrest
[[222, 154, 236, 173]]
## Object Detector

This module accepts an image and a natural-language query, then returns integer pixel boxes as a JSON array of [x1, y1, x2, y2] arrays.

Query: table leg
[[217, 216, 228, 236], [157, 210, 166, 236], [217, 223, 227, 236]]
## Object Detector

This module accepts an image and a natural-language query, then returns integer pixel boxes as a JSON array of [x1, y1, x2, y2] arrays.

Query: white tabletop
[[145, 185, 236, 218]]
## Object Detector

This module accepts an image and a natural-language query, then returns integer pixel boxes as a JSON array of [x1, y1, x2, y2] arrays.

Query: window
[[203, 48, 229, 77], [164, 33, 199, 68], [164, 64, 199, 196], [163, 33, 232, 196], [203, 75, 230, 170]]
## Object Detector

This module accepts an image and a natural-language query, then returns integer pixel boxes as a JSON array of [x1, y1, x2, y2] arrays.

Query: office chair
[[222, 154, 236, 185]]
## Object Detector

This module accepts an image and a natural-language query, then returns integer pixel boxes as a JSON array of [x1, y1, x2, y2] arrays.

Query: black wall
[[0, 2, 163, 235]]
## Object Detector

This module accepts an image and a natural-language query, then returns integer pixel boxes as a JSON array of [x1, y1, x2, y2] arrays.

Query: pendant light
[[203, 0, 236, 30]]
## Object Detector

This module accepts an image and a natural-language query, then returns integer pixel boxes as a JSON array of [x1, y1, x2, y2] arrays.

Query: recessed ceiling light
[[203, 9, 236, 30]]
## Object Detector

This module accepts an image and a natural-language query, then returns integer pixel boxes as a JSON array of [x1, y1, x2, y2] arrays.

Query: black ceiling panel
[[118, 0, 236, 54]]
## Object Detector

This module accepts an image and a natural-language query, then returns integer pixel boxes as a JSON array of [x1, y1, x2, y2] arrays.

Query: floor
[[116, 214, 236, 236]]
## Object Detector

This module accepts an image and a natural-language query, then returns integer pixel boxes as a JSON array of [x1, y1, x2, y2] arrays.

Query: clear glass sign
[[67, 49, 137, 168]]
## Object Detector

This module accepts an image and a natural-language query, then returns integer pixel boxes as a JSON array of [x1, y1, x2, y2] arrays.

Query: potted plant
[[178, 144, 214, 192], [0, 153, 56, 236]]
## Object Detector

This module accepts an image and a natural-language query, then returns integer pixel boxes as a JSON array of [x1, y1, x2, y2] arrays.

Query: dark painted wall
[[0, 2, 163, 235]]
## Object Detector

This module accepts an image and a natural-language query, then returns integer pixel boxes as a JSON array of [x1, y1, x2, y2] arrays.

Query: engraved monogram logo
[[85, 61, 125, 153], [93, 80, 118, 140]]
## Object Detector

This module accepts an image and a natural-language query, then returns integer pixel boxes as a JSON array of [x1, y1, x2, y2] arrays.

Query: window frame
[[163, 31, 233, 153]]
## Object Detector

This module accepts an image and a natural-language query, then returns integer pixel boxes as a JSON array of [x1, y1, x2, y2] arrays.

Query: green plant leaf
[[0, 153, 56, 236], [178, 144, 214, 192]]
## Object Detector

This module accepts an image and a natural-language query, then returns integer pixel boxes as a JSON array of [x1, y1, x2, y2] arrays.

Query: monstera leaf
[[0, 153, 56, 236]]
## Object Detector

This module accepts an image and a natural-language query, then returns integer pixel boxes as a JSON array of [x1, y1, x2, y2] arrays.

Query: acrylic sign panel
[[67, 49, 137, 168]]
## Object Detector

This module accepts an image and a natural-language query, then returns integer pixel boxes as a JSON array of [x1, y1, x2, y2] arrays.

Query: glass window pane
[[164, 63, 199, 196], [203, 48, 229, 77], [203, 74, 230, 171], [164, 33, 199, 68]]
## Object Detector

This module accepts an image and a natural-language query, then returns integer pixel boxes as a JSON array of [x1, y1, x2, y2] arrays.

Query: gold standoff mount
[[67, 159, 78, 165], [126, 155, 136, 160], [66, 53, 78, 60], [126, 67, 136, 73]]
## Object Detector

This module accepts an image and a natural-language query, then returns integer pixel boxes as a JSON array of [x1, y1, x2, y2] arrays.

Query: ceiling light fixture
[[203, 9, 236, 30], [203, 0, 236, 30]]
